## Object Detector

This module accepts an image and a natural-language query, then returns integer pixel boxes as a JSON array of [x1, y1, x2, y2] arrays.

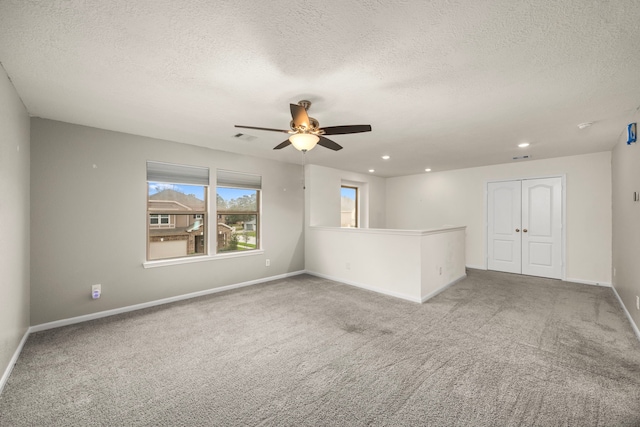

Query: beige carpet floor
[[1, 269, 639, 426]]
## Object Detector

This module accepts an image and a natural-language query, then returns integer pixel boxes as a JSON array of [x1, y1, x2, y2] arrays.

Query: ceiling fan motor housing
[[291, 117, 320, 133]]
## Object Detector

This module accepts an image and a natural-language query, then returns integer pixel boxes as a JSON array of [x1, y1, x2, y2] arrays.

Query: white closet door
[[521, 177, 562, 279], [487, 181, 522, 274]]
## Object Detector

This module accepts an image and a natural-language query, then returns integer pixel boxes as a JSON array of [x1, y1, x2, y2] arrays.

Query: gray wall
[[30, 119, 304, 325], [611, 113, 640, 333], [0, 67, 30, 383]]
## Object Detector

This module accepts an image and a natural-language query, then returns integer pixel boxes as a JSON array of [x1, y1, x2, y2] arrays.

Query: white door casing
[[487, 177, 563, 280]]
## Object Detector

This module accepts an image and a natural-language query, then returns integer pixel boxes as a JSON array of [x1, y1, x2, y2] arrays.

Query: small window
[[147, 161, 209, 261], [216, 170, 261, 253], [341, 186, 358, 228], [150, 214, 173, 228]]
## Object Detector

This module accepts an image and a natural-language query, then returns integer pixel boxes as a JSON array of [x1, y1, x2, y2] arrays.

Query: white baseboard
[[305, 271, 468, 305], [0, 328, 30, 396], [305, 271, 422, 303], [421, 274, 467, 303], [610, 285, 640, 342], [565, 277, 612, 287], [469, 268, 612, 288], [31, 270, 305, 333]]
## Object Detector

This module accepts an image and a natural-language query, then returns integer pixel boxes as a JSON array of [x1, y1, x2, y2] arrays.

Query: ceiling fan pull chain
[[302, 151, 306, 190]]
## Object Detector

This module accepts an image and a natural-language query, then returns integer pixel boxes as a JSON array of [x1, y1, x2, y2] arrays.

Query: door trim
[[483, 174, 566, 280]]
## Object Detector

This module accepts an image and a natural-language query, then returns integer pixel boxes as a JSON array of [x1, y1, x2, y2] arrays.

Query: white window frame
[[340, 185, 359, 228], [145, 161, 209, 263], [149, 214, 174, 228], [215, 170, 262, 254], [143, 165, 265, 268], [341, 179, 369, 228]]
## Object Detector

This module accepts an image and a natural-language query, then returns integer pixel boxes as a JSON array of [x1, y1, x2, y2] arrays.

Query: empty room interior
[[1, 1, 640, 426]]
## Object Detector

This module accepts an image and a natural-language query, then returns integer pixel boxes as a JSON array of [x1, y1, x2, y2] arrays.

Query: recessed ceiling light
[[577, 122, 593, 129], [425, 168, 432, 172], [381, 155, 390, 160], [368, 169, 375, 173], [518, 142, 530, 148]]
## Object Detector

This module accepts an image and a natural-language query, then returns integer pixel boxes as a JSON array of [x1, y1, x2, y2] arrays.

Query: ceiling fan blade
[[321, 125, 372, 135], [273, 139, 292, 150], [317, 135, 343, 151], [290, 104, 310, 129], [235, 125, 290, 133]]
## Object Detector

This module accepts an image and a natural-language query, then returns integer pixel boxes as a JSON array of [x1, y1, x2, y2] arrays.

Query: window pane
[[215, 184, 260, 254], [148, 214, 206, 260], [217, 188, 257, 212], [341, 186, 357, 228], [147, 179, 207, 261], [217, 214, 258, 252], [148, 182, 206, 212]]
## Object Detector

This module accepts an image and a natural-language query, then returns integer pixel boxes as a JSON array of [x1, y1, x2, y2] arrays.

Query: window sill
[[143, 249, 265, 269]]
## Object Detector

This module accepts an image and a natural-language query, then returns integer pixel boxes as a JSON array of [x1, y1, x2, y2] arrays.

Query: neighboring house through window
[[147, 161, 209, 261], [216, 170, 261, 253]]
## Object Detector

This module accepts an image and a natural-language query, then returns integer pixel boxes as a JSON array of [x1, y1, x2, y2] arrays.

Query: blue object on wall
[[627, 123, 637, 145]]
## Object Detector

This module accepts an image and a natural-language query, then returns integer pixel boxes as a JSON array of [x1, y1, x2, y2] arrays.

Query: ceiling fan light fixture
[[289, 133, 319, 151], [235, 100, 371, 152]]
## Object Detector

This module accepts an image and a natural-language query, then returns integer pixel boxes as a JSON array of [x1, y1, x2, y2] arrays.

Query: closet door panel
[[521, 178, 562, 279], [487, 181, 522, 274]]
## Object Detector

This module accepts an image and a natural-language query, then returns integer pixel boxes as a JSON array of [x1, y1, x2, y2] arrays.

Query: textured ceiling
[[1, 0, 639, 177]]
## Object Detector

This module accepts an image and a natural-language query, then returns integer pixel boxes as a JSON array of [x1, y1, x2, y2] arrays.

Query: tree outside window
[[216, 187, 259, 252]]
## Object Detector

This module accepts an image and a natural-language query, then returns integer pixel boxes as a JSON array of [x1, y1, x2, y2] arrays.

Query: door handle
[[523, 229, 528, 233], [515, 228, 520, 232]]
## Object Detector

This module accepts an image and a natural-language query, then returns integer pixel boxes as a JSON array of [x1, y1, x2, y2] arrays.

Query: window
[[150, 214, 173, 228], [216, 170, 261, 253], [147, 161, 209, 261], [341, 185, 358, 228]]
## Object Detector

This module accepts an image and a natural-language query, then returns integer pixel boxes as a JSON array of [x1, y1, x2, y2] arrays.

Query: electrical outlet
[[92, 284, 101, 300], [636, 295, 639, 311], [265, 259, 270, 267]]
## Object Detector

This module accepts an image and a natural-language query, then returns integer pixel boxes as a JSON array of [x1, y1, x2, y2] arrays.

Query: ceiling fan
[[235, 100, 372, 152]]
